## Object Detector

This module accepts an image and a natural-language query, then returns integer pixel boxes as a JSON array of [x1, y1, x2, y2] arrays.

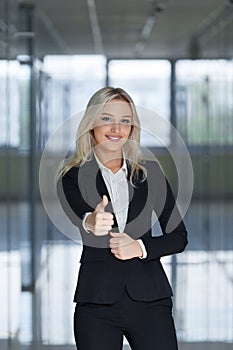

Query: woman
[[57, 87, 188, 350]]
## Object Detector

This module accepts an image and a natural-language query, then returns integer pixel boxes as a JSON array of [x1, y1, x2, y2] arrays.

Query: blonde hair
[[58, 87, 147, 185]]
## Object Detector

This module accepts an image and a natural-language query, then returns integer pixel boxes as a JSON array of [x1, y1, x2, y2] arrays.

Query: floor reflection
[[0, 201, 233, 346]]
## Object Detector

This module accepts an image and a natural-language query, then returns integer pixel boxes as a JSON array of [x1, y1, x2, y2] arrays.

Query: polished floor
[[1, 201, 233, 348], [1, 341, 233, 350]]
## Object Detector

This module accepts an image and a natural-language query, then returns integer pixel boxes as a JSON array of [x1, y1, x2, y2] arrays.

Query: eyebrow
[[101, 112, 132, 118]]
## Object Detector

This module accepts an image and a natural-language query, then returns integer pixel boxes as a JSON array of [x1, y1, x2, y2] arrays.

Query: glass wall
[[42, 55, 106, 152], [108, 59, 171, 146], [0, 2, 20, 349], [175, 60, 233, 342], [37, 55, 107, 345], [176, 59, 233, 145]]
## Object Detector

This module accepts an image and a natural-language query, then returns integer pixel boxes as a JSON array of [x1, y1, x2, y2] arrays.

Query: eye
[[101, 116, 112, 122], [121, 119, 131, 124]]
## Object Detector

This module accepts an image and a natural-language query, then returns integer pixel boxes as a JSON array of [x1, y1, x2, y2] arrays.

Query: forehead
[[102, 99, 132, 116]]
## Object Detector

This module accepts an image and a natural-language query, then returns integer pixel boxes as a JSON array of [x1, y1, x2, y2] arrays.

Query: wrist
[[83, 212, 93, 233], [137, 239, 147, 259], [135, 241, 143, 257]]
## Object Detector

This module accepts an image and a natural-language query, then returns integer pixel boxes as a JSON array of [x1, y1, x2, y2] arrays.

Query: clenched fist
[[109, 232, 143, 260], [85, 195, 114, 236]]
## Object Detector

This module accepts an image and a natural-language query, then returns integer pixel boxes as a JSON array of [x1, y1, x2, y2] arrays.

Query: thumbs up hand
[[85, 195, 114, 236]]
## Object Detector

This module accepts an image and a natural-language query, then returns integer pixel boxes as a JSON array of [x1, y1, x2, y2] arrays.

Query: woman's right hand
[[85, 195, 114, 235]]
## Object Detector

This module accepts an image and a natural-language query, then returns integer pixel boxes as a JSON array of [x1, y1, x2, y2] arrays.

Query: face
[[92, 99, 133, 154]]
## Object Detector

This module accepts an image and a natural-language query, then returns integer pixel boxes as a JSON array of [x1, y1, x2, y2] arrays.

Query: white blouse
[[83, 153, 147, 258]]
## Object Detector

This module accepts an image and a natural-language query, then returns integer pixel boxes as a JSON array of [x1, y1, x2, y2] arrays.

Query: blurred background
[[0, 0, 233, 349]]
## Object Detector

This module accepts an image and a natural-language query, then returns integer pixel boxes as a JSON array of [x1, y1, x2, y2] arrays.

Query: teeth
[[107, 136, 120, 140]]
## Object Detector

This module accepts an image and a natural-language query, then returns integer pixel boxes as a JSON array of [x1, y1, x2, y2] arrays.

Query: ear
[[89, 129, 95, 136]]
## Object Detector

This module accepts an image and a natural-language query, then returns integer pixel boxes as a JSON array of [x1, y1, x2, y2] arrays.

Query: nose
[[111, 122, 120, 133]]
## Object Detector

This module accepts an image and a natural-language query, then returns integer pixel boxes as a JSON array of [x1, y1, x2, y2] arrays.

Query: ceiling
[[7, 0, 233, 59]]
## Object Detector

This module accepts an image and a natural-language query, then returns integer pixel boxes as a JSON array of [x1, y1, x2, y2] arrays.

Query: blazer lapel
[[81, 156, 118, 229], [81, 156, 148, 234], [124, 164, 149, 234]]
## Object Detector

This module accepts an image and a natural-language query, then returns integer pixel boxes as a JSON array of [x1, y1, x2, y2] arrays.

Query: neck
[[94, 149, 123, 171]]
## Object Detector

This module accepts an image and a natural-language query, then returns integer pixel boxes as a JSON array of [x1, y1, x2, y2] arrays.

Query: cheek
[[123, 125, 132, 137], [93, 126, 107, 140]]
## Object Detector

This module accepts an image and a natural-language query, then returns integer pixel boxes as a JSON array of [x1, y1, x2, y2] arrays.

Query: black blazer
[[57, 156, 188, 303]]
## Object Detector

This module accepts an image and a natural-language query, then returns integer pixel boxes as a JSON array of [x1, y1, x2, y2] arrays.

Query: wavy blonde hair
[[58, 87, 147, 185]]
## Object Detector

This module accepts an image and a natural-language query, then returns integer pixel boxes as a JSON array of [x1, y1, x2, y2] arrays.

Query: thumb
[[96, 195, 108, 212]]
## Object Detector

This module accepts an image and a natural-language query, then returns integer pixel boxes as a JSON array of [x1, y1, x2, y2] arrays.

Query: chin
[[103, 142, 124, 153]]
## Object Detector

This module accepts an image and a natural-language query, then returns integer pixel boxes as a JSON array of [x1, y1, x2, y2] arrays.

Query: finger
[[96, 220, 113, 227], [109, 238, 119, 244], [109, 232, 123, 237], [101, 217, 114, 225], [95, 219, 113, 229], [109, 237, 123, 244], [109, 242, 118, 248], [111, 250, 124, 260], [95, 230, 110, 236], [96, 213, 113, 221], [111, 248, 118, 254], [96, 225, 112, 232], [98, 225, 113, 231], [95, 195, 108, 212]]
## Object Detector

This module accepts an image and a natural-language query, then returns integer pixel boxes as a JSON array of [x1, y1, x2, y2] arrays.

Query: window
[[109, 60, 171, 146], [176, 59, 233, 145]]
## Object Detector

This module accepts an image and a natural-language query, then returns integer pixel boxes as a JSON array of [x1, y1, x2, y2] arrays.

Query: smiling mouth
[[106, 135, 122, 142]]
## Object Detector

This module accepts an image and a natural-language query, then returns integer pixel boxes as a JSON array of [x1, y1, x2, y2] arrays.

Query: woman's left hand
[[109, 232, 143, 260]]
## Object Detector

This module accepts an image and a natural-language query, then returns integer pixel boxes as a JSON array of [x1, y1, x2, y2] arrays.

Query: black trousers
[[73, 288, 178, 350]]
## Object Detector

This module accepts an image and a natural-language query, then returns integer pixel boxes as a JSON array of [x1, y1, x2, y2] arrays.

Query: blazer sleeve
[[57, 166, 94, 229], [140, 161, 188, 262]]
